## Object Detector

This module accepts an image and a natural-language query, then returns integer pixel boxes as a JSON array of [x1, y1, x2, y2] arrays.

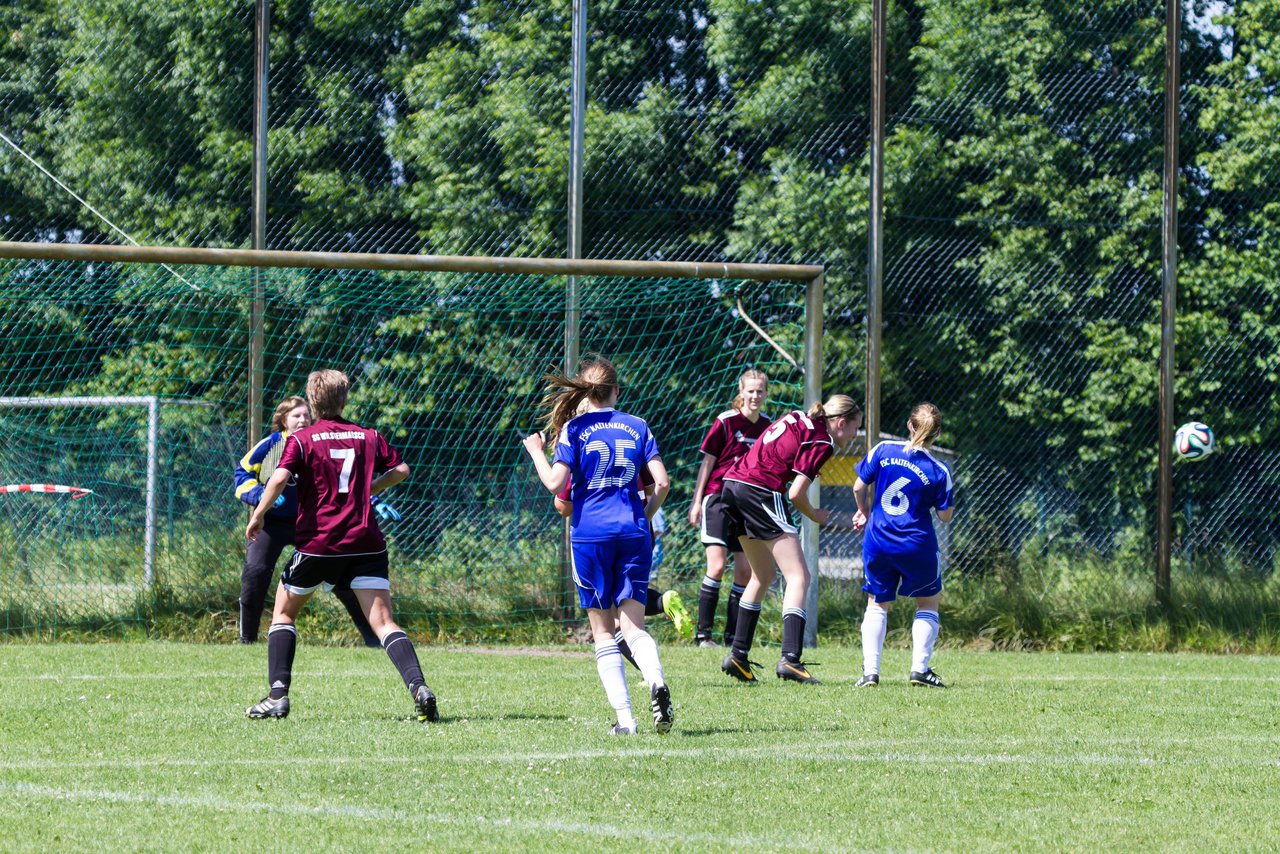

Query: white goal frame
[[0, 395, 225, 588]]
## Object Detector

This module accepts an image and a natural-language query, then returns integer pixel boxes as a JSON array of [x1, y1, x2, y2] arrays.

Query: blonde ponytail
[[808, 394, 861, 422], [905, 402, 941, 451]]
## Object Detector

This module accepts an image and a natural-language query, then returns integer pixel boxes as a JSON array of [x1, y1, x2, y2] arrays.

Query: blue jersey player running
[[522, 356, 674, 735], [852, 403, 955, 688]]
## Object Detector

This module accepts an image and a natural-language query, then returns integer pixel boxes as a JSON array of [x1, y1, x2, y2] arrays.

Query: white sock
[[861, 603, 888, 676], [912, 610, 940, 673], [623, 630, 665, 688], [594, 640, 634, 729]]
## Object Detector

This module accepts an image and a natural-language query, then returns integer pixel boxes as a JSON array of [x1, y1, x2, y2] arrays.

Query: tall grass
[[4, 526, 1280, 652]]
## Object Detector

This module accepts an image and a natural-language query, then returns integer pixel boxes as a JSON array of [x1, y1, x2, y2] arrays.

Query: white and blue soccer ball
[[1174, 421, 1214, 462]]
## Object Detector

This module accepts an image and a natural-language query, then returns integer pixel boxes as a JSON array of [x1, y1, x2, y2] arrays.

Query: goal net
[[0, 246, 816, 635]]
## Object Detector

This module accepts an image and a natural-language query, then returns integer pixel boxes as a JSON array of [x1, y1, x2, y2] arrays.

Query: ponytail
[[905, 402, 942, 451], [808, 394, 861, 423], [536, 356, 620, 444]]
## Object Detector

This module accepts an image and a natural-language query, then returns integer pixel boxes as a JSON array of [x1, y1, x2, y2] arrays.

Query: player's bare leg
[[356, 588, 439, 721], [721, 537, 776, 683], [767, 536, 821, 684]]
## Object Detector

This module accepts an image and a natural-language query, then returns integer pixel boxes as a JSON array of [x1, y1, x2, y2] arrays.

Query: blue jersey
[[856, 441, 954, 560], [554, 408, 659, 543], [234, 431, 297, 519]]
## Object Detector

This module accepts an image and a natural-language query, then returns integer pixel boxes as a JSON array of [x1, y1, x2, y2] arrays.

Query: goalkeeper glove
[[371, 494, 402, 523]]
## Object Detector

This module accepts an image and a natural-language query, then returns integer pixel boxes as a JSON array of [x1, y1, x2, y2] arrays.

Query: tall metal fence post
[[1156, 0, 1181, 610], [144, 396, 159, 588], [866, 0, 886, 449], [248, 0, 270, 449], [803, 271, 825, 648], [562, 0, 588, 619]]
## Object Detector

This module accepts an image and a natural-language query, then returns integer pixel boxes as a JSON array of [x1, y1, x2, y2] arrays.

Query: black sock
[[267, 623, 297, 699], [697, 576, 721, 639], [643, 586, 663, 617], [731, 601, 762, 660], [382, 630, 425, 695], [724, 583, 745, 642], [332, 587, 380, 647], [614, 630, 640, 671], [781, 608, 806, 662]]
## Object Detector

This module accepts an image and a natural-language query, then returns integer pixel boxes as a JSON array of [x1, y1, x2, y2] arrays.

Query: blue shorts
[[862, 550, 942, 602], [570, 537, 652, 611]]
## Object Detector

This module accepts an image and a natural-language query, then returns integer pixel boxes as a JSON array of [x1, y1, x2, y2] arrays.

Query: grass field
[[1, 642, 1278, 852]]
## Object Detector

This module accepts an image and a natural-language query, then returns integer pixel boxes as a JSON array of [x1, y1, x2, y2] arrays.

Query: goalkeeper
[[234, 395, 398, 646]]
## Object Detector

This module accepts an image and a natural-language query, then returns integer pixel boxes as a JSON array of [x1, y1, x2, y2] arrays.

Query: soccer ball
[[1174, 421, 1214, 461]]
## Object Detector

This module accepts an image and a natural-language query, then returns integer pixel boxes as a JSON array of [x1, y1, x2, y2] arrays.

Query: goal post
[[0, 395, 228, 589], [0, 240, 825, 640]]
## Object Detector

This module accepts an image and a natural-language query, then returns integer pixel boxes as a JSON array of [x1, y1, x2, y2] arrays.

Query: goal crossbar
[[0, 240, 829, 645]]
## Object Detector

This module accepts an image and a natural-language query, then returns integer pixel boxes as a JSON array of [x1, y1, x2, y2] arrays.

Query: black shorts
[[722, 479, 799, 541], [699, 492, 743, 549], [281, 550, 390, 595]]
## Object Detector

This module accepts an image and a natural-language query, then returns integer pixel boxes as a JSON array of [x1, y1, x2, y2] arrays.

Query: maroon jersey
[[277, 417, 404, 555], [723, 410, 834, 493], [699, 409, 772, 494]]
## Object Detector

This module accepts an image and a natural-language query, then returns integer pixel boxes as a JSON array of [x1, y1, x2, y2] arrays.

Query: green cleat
[[661, 590, 694, 639]]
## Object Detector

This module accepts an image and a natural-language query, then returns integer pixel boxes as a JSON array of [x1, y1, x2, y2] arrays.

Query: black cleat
[[414, 683, 439, 722], [775, 659, 822, 684], [651, 683, 674, 734], [855, 673, 880, 688], [909, 668, 947, 688], [721, 654, 760, 684], [246, 695, 290, 719]]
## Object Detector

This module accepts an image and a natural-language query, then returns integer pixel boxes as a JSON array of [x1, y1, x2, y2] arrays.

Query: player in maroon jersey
[[243, 369, 439, 722], [719, 395, 862, 685], [687, 369, 770, 647]]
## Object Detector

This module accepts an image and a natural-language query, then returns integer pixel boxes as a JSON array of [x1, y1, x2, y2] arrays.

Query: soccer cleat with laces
[[855, 673, 880, 688], [609, 722, 637, 736], [720, 653, 760, 683], [414, 683, 439, 722], [650, 683, 674, 734], [775, 659, 822, 684], [909, 668, 947, 688], [246, 695, 290, 719], [661, 591, 694, 639]]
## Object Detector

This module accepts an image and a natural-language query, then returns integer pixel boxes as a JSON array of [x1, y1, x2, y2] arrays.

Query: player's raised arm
[[522, 431, 570, 493]]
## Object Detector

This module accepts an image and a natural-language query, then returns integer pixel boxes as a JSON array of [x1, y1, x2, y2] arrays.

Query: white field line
[[0, 781, 830, 851], [7, 737, 1277, 772], [3, 671, 1280, 682]]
